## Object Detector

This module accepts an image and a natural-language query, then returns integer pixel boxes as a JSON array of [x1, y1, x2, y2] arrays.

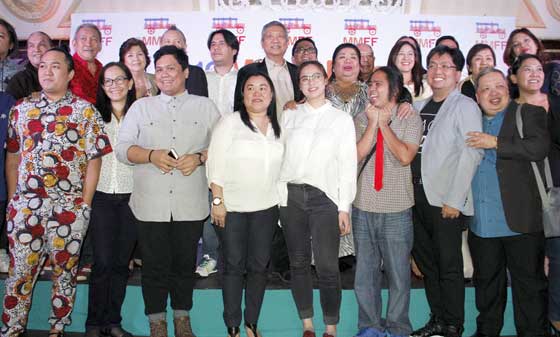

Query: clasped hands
[[149, 149, 201, 176]]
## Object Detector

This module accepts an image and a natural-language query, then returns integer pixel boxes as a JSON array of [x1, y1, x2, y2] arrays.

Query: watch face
[[212, 197, 222, 205]]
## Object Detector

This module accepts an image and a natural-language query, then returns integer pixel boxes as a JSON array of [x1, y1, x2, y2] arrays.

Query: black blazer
[[496, 100, 550, 233], [185, 65, 208, 97], [233, 59, 302, 112]]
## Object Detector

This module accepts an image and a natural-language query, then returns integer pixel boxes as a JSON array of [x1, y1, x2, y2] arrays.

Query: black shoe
[[410, 315, 445, 337], [227, 326, 240, 337], [470, 332, 497, 337], [103, 327, 133, 337], [446, 325, 464, 337], [85, 329, 102, 337]]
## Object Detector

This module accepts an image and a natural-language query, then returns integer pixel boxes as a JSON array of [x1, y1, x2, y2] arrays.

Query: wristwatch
[[212, 197, 223, 206]]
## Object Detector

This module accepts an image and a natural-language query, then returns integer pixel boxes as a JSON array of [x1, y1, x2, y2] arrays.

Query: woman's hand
[[396, 102, 414, 120], [466, 131, 497, 149], [211, 204, 227, 227], [338, 211, 351, 235]]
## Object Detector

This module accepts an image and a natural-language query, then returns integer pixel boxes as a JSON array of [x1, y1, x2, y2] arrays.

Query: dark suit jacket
[[185, 65, 208, 97], [6, 63, 40, 100], [233, 59, 302, 112], [496, 100, 550, 233]]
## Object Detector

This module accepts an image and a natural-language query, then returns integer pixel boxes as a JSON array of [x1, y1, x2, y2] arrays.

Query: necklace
[[331, 80, 360, 103]]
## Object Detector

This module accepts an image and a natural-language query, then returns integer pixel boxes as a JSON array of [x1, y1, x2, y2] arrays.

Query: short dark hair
[[206, 29, 240, 63], [297, 60, 327, 82], [503, 27, 545, 66], [435, 35, 460, 50], [43, 47, 75, 72], [371, 66, 412, 104], [153, 45, 189, 70], [510, 53, 542, 76], [466, 43, 496, 74], [330, 43, 362, 82], [387, 40, 425, 97], [0, 18, 18, 57], [119, 38, 151, 69], [96, 62, 137, 123], [292, 38, 317, 57], [28, 31, 53, 48], [427, 45, 465, 72], [238, 70, 281, 138]]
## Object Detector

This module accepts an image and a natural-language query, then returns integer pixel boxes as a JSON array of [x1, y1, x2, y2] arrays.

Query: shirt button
[[173, 136, 176, 140], [170, 190, 173, 194]]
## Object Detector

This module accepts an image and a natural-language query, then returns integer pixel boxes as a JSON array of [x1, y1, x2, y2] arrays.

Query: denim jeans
[[352, 207, 413, 336], [547, 237, 560, 322], [201, 192, 219, 261], [280, 184, 341, 325]]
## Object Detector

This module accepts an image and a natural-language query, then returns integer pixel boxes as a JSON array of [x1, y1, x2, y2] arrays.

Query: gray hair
[[261, 21, 288, 41], [474, 67, 506, 89], [28, 31, 53, 48], [163, 25, 187, 44], [73, 23, 102, 41]]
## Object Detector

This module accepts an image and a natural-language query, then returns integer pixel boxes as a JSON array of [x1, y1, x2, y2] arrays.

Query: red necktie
[[374, 130, 384, 191]]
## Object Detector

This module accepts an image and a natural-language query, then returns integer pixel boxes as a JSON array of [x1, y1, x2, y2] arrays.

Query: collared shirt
[[471, 109, 519, 238], [278, 101, 357, 212], [1, 58, 24, 93], [354, 107, 423, 213], [116, 91, 220, 222], [96, 116, 133, 194], [7, 91, 112, 200], [207, 112, 283, 212], [265, 57, 294, 118], [325, 80, 369, 118], [6, 62, 40, 100], [0, 93, 15, 200], [206, 67, 237, 116], [69, 53, 102, 104]]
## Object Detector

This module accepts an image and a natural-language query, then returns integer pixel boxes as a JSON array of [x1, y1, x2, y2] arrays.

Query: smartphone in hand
[[168, 148, 179, 160]]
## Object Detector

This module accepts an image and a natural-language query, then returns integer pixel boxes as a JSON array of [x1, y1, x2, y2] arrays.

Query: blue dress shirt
[[470, 109, 520, 238]]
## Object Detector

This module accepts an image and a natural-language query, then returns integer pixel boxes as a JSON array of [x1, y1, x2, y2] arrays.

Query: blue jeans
[[352, 207, 413, 336], [201, 192, 219, 260], [548, 237, 560, 322]]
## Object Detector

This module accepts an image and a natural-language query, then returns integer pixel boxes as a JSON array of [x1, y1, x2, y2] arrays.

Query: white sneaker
[[195, 254, 217, 277], [0, 250, 9, 273]]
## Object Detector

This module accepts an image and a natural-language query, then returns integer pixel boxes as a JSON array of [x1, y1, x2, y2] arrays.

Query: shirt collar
[[159, 90, 188, 103], [72, 52, 102, 69], [303, 100, 331, 114], [265, 57, 287, 69]]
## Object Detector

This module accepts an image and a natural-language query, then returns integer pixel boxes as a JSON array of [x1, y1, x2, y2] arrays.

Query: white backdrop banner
[[71, 11, 515, 75]]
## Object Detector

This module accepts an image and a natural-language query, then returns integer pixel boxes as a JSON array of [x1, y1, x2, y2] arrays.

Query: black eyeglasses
[[103, 76, 129, 87], [294, 47, 317, 55]]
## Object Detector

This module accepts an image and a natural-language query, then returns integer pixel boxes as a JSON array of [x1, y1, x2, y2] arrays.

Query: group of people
[[0, 15, 559, 337]]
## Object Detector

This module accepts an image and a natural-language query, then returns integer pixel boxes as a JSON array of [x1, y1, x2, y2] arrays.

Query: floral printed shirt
[[7, 91, 112, 200]]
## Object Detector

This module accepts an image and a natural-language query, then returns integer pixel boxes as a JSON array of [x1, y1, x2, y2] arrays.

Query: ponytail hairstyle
[[371, 66, 412, 105]]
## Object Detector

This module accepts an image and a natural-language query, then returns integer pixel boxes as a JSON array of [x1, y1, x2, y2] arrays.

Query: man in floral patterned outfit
[[0, 47, 112, 337]]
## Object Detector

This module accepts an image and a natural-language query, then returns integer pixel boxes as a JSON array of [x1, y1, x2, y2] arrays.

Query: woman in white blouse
[[279, 61, 357, 337], [86, 62, 137, 337], [206, 70, 283, 337]]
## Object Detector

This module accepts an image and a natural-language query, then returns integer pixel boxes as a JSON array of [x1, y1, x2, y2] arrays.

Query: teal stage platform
[[0, 281, 516, 337]]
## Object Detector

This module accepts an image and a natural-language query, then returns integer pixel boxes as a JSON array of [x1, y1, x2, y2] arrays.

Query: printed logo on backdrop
[[342, 19, 378, 46], [82, 19, 113, 46], [409, 20, 441, 49], [475, 22, 508, 51], [142, 18, 175, 46], [278, 18, 313, 44], [207, 17, 249, 70]]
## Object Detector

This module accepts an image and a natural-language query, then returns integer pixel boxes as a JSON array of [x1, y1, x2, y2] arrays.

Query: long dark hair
[[508, 53, 543, 99], [371, 66, 412, 105], [96, 62, 137, 123], [396, 35, 426, 75], [387, 40, 424, 97], [329, 43, 361, 82], [503, 28, 546, 66], [238, 70, 281, 138]]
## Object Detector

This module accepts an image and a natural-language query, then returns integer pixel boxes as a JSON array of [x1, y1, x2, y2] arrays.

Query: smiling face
[[27, 32, 52, 68], [292, 40, 317, 66], [511, 57, 544, 94], [476, 71, 509, 116], [427, 53, 461, 95], [161, 30, 187, 51], [512, 32, 538, 57], [299, 63, 327, 102], [155, 54, 188, 96], [243, 75, 273, 114], [333, 47, 360, 82], [72, 26, 101, 62], [368, 71, 393, 108], [261, 25, 288, 60], [395, 44, 415, 73], [102, 65, 133, 104], [39, 50, 74, 99], [469, 48, 495, 78], [210, 33, 237, 67], [357, 44, 375, 75], [123, 45, 147, 73]]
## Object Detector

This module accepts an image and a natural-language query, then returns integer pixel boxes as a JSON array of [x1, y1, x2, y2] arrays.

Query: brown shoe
[[174, 316, 196, 337], [149, 320, 167, 337]]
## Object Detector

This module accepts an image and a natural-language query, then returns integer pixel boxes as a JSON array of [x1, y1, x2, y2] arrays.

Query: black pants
[[0, 200, 7, 250], [216, 206, 278, 327], [86, 192, 137, 329], [280, 184, 341, 325], [412, 184, 464, 327], [137, 217, 204, 315], [468, 231, 547, 337]]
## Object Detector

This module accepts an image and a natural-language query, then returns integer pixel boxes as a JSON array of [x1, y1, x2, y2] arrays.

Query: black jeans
[[86, 192, 137, 329], [280, 184, 341, 325], [216, 206, 278, 328], [137, 217, 204, 315], [0, 200, 7, 250], [412, 184, 464, 327], [469, 231, 547, 337]]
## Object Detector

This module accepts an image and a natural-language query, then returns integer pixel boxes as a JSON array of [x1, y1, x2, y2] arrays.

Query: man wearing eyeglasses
[[291, 38, 318, 66], [1, 47, 111, 337], [410, 45, 483, 337]]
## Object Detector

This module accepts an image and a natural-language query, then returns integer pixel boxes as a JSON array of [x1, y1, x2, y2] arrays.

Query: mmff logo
[[82, 19, 112, 35], [409, 20, 441, 37], [144, 18, 174, 35], [476, 22, 506, 39], [344, 19, 377, 36], [279, 18, 312, 35], [212, 17, 246, 34]]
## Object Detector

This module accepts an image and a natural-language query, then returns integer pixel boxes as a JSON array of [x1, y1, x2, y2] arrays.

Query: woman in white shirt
[[206, 70, 283, 337], [279, 61, 357, 337], [387, 40, 432, 102], [86, 62, 136, 337]]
